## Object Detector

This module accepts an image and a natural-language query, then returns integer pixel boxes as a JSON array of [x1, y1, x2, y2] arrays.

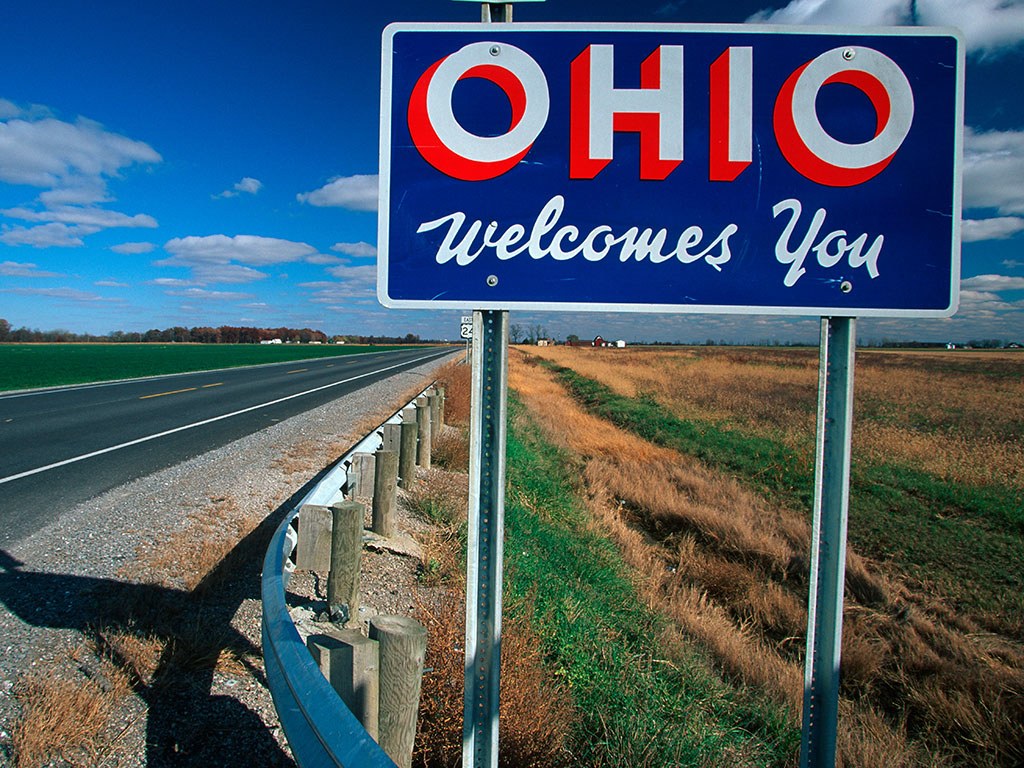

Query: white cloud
[[749, 0, 907, 27], [0, 260, 64, 278], [38, 183, 109, 207], [332, 241, 377, 258], [161, 234, 318, 267], [961, 216, 1024, 241], [305, 253, 345, 265], [2, 205, 157, 229], [0, 107, 161, 189], [215, 176, 263, 198], [957, 289, 1024, 316], [3, 286, 118, 303], [94, 280, 128, 287], [963, 127, 1024, 215], [917, 0, 1024, 54], [325, 264, 376, 282], [110, 241, 156, 255], [960, 273, 1024, 291], [190, 263, 269, 284], [163, 287, 255, 301], [0, 222, 96, 248], [147, 277, 201, 287], [297, 174, 378, 211], [157, 234, 327, 286], [0, 99, 21, 119], [301, 263, 378, 304], [748, 0, 1024, 53], [0, 101, 162, 247]]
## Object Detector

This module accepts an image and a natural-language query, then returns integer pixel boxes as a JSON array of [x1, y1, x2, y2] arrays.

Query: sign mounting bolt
[[842, 48, 856, 61], [840, 280, 853, 293], [489, 45, 501, 56], [486, 275, 499, 287]]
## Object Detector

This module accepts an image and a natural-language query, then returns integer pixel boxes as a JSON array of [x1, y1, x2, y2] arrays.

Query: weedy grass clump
[[11, 656, 132, 768]]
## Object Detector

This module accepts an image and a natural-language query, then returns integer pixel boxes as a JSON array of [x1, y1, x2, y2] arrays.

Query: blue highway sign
[[378, 23, 964, 317]]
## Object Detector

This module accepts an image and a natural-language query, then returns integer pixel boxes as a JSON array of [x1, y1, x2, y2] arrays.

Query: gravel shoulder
[[0, 353, 456, 766]]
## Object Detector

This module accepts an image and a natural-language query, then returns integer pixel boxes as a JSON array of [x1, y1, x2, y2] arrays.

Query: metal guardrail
[[261, 387, 433, 767]]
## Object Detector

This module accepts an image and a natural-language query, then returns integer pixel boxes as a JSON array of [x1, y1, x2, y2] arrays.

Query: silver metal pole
[[800, 316, 856, 768], [463, 310, 508, 768], [462, 8, 513, 766]]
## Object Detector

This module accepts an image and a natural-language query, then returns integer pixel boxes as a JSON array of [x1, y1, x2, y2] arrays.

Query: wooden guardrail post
[[427, 391, 439, 446], [372, 450, 398, 537], [382, 422, 401, 453], [415, 396, 431, 468], [369, 615, 427, 768], [327, 501, 364, 625], [436, 386, 445, 431], [295, 504, 332, 571], [349, 452, 375, 498], [399, 412, 418, 490], [307, 628, 380, 739]]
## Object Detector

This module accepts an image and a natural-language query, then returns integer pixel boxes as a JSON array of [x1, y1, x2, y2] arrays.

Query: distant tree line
[[0, 319, 430, 345]]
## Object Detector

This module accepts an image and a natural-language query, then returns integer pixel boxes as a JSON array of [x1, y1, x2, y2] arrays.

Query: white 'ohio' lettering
[[409, 41, 915, 186]]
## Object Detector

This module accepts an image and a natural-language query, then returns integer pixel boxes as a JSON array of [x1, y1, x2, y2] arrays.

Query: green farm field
[[505, 345, 1023, 767], [0, 343, 406, 392]]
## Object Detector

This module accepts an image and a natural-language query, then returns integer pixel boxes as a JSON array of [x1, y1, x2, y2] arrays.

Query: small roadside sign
[[460, 321, 474, 339]]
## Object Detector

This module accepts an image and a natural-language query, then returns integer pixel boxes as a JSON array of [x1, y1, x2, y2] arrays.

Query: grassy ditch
[[413, 360, 798, 766], [0, 342, 406, 391], [515, 346, 1023, 765], [539, 356, 1024, 637], [502, 401, 799, 767]]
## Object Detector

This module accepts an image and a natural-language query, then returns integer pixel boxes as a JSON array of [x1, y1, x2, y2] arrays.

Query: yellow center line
[[287, 368, 308, 374], [202, 382, 224, 388], [140, 387, 197, 400]]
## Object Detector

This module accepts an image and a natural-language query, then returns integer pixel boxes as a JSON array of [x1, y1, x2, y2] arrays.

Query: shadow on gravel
[[0, 492, 301, 766]]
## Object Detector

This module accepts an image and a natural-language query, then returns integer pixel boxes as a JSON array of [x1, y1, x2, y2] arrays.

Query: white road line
[[0, 351, 450, 486]]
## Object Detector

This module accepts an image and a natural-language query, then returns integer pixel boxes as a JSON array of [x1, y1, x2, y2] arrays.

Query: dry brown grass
[[406, 456, 575, 767], [95, 626, 165, 687], [415, 582, 575, 768], [406, 467, 469, 527], [432, 428, 470, 472], [11, 654, 132, 768], [508, 347, 1024, 767], [434, 359, 472, 426], [119, 495, 262, 591], [525, 345, 1024, 489]]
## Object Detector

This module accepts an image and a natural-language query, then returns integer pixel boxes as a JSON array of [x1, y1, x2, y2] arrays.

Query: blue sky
[[1, 0, 1022, 344]]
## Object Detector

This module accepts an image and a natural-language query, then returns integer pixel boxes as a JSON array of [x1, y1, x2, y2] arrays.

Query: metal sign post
[[462, 9, 513, 768], [463, 309, 509, 768], [801, 316, 855, 768]]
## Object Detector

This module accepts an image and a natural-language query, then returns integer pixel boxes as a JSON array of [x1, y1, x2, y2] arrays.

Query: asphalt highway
[[0, 346, 456, 545]]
